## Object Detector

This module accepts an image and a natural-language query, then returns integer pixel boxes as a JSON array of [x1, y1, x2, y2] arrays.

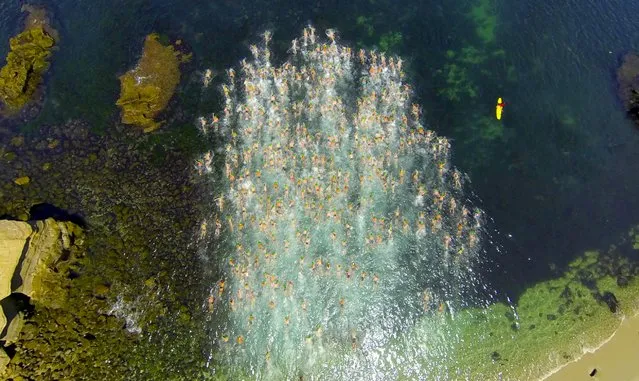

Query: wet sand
[[542, 312, 639, 381]]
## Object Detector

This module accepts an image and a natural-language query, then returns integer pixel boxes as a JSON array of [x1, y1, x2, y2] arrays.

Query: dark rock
[[590, 368, 597, 376], [600, 291, 619, 313], [560, 286, 573, 302], [491, 351, 501, 362], [617, 53, 639, 126]]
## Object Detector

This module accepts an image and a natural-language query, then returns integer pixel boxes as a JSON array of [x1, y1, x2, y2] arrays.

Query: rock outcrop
[[617, 53, 639, 126], [0, 5, 57, 114], [116, 33, 191, 132], [0, 218, 83, 375], [0, 221, 33, 334]]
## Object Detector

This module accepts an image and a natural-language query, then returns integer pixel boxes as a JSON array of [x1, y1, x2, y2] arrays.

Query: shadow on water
[[29, 203, 87, 227]]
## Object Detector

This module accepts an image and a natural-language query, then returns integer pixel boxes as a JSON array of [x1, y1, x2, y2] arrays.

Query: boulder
[[0, 218, 82, 341], [0, 25, 55, 113], [600, 291, 619, 313], [15, 219, 73, 306], [116, 33, 191, 132], [0, 347, 9, 377], [2, 311, 24, 344], [0, 220, 32, 335]]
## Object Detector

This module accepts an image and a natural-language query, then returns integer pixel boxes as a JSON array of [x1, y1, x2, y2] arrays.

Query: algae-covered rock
[[116, 33, 190, 132], [13, 176, 30, 185], [0, 120, 210, 379], [0, 20, 55, 113], [16, 219, 77, 308], [0, 218, 83, 344], [0, 348, 9, 377], [10, 136, 24, 147], [92, 283, 110, 300]]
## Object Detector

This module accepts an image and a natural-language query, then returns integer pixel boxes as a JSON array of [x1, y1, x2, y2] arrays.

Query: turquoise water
[[199, 30, 486, 378]]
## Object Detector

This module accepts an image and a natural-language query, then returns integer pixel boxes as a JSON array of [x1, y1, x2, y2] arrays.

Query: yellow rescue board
[[496, 97, 503, 120]]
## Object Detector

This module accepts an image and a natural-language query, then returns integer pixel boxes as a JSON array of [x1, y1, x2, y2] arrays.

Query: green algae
[[116, 34, 191, 133], [337, 227, 639, 380], [436, 62, 479, 102], [356, 16, 375, 38], [451, 112, 511, 172], [4, 151, 16, 161], [468, 0, 498, 45], [378, 31, 403, 53], [558, 104, 577, 126], [436, 46, 492, 102], [445, 250, 639, 380], [0, 26, 55, 113], [10, 136, 24, 147], [352, 14, 403, 54]]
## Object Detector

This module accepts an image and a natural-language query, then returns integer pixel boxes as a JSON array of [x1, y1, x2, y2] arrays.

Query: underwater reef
[[0, 6, 56, 115], [116, 33, 191, 133]]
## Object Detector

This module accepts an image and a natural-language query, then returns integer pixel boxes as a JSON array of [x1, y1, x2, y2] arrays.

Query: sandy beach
[[542, 312, 639, 381]]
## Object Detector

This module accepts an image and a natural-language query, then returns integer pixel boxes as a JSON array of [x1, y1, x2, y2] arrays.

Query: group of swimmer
[[196, 27, 484, 356]]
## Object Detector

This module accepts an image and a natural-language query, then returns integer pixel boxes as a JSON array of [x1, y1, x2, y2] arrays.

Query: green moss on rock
[[13, 176, 30, 186], [445, 249, 639, 380], [0, 26, 55, 113], [116, 34, 191, 133]]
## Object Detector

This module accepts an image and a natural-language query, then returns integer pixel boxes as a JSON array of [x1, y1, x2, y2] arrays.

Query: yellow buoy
[[496, 97, 504, 120]]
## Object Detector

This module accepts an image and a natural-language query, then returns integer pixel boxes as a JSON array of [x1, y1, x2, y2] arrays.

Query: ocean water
[[1, 0, 634, 288], [3, 0, 639, 378]]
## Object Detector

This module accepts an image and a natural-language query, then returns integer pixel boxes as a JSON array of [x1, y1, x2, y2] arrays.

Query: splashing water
[[198, 27, 486, 379]]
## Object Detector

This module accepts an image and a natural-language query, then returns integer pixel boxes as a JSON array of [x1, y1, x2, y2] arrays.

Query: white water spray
[[198, 26, 485, 379]]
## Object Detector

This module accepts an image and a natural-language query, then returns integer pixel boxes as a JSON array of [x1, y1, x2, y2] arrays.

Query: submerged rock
[[116, 34, 191, 132], [617, 275, 629, 287], [0, 6, 56, 115], [616, 53, 639, 127], [600, 291, 619, 313]]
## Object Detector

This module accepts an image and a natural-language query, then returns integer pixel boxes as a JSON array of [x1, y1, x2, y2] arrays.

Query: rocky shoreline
[[0, 116, 216, 378], [0, 218, 84, 373], [0, 5, 57, 118]]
